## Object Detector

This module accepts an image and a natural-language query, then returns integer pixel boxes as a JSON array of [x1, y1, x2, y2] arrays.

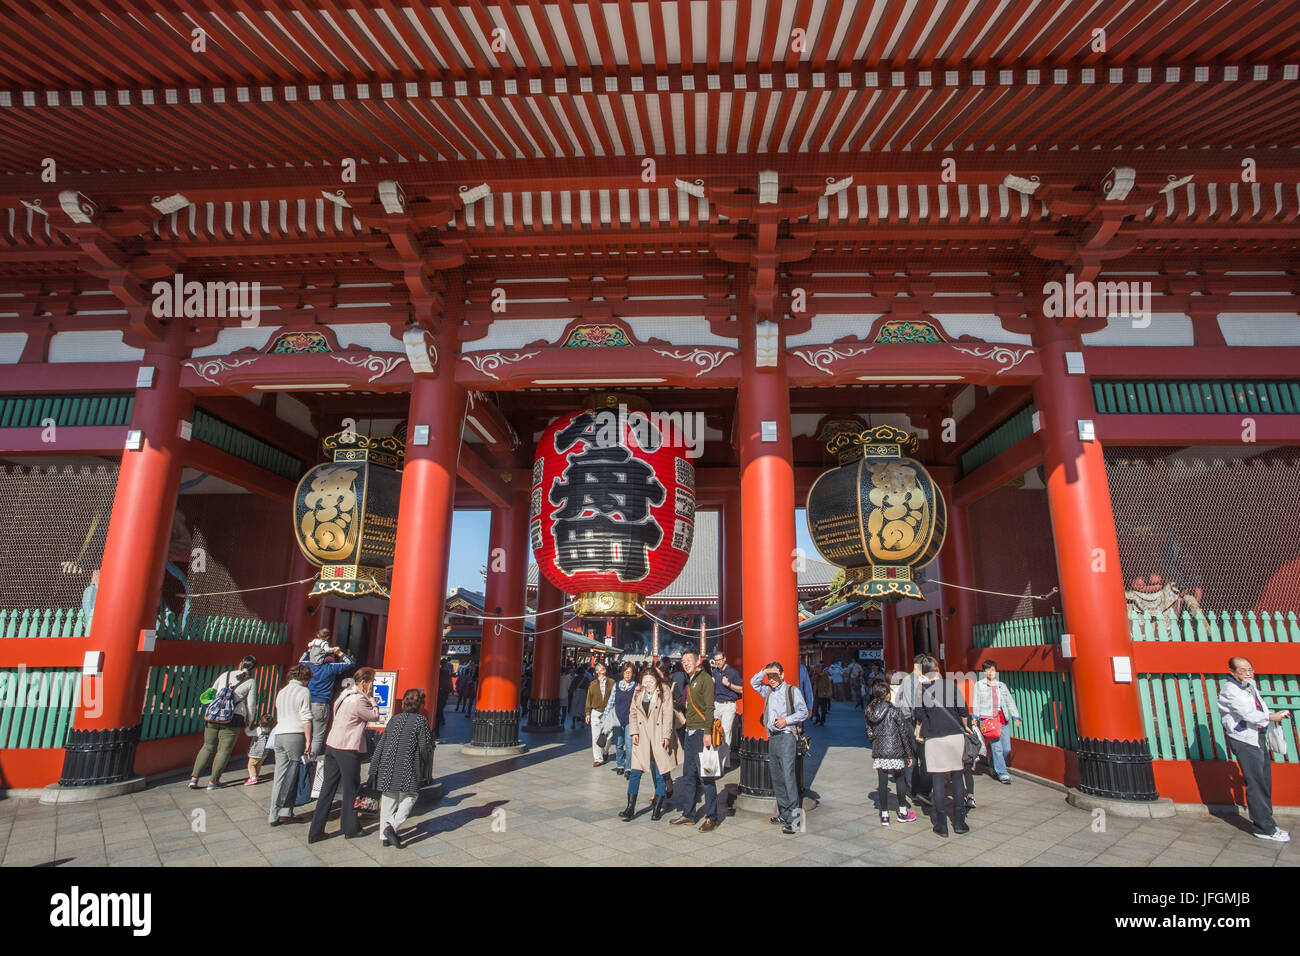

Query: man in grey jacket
[[1217, 656, 1291, 843]]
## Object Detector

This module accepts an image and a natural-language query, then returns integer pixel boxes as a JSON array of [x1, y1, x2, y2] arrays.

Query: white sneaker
[[1255, 829, 1291, 843]]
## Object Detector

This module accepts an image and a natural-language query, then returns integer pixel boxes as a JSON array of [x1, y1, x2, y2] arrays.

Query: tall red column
[[1033, 306, 1158, 802], [735, 305, 800, 805], [882, 603, 902, 673], [466, 486, 529, 754], [383, 317, 464, 712], [720, 492, 743, 670], [934, 472, 977, 674], [526, 576, 565, 732], [59, 326, 193, 786]]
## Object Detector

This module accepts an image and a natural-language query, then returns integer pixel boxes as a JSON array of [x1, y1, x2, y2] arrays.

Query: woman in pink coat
[[308, 667, 379, 843]]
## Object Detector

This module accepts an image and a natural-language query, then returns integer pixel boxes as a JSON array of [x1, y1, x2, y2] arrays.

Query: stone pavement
[[0, 699, 1295, 867]]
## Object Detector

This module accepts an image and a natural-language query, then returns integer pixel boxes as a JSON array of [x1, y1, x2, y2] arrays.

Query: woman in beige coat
[[619, 667, 682, 822]]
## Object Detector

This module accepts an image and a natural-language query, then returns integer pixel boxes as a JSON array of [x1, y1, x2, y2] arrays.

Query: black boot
[[618, 795, 637, 821], [664, 776, 673, 798], [651, 795, 666, 821]]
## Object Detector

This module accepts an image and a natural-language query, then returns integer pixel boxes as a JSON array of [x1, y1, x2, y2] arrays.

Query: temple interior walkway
[[1, 701, 1295, 868]]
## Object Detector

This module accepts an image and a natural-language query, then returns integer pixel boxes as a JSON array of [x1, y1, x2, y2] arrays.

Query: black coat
[[865, 699, 915, 761], [368, 712, 433, 793]]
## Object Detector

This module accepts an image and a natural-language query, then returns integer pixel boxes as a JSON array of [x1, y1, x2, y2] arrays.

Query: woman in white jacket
[[971, 660, 1021, 784]]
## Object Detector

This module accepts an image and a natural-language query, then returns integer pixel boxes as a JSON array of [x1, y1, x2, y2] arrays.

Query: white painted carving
[[952, 345, 1032, 374], [461, 351, 541, 380], [651, 348, 734, 377], [755, 321, 780, 367], [185, 356, 259, 384], [331, 353, 406, 383], [402, 327, 437, 374], [790, 345, 875, 374]]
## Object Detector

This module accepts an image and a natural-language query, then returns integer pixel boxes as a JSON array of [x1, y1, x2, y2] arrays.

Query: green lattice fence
[[0, 668, 82, 748], [1138, 672, 1300, 763], [999, 670, 1078, 750], [1094, 380, 1300, 415], [0, 608, 288, 642], [1130, 610, 1300, 642], [960, 403, 1035, 475], [0, 393, 133, 428], [156, 609, 288, 644], [973, 614, 1063, 648], [140, 663, 282, 741]]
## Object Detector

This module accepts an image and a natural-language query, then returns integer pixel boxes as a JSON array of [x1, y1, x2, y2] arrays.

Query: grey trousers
[[1231, 739, 1277, 835], [268, 731, 306, 823], [381, 792, 418, 835], [769, 731, 799, 823], [310, 701, 329, 758]]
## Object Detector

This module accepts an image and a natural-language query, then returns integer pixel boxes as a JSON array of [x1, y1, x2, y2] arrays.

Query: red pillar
[[720, 493, 743, 671], [882, 603, 902, 673], [1033, 307, 1158, 801], [527, 576, 565, 732], [935, 474, 977, 673], [382, 318, 464, 711], [735, 305, 800, 803], [467, 486, 529, 753], [60, 327, 193, 786]]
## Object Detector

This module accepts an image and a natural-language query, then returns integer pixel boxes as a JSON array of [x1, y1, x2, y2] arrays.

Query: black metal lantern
[[293, 431, 404, 597], [806, 424, 946, 602]]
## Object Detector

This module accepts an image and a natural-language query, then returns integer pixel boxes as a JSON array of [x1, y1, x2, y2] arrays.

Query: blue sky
[[446, 508, 819, 592]]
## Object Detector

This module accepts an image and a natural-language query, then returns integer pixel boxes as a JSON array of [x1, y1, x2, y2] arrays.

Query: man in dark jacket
[[671, 650, 722, 831]]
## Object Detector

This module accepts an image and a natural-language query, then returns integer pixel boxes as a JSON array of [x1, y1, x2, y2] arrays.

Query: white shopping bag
[[700, 746, 722, 779], [311, 759, 326, 798], [1267, 721, 1289, 758]]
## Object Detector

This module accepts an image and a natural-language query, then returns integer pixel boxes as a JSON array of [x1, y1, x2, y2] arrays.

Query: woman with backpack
[[865, 678, 917, 826], [912, 656, 975, 838], [189, 655, 258, 791]]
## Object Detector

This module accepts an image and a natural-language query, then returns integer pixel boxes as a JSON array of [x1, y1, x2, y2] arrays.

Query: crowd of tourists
[[186, 634, 1289, 850]]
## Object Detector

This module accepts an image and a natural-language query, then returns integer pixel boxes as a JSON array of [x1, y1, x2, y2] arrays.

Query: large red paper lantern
[[531, 395, 695, 617]]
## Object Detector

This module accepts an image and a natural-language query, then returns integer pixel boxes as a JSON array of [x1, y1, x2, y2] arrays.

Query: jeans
[[769, 731, 799, 824], [627, 760, 665, 798], [380, 792, 418, 835], [986, 722, 1013, 778], [309, 701, 329, 758], [930, 770, 968, 830], [679, 730, 720, 822], [309, 746, 364, 838], [192, 722, 241, 782], [714, 700, 738, 747], [1230, 739, 1277, 835], [612, 725, 630, 771], [876, 766, 911, 813], [268, 732, 305, 823]]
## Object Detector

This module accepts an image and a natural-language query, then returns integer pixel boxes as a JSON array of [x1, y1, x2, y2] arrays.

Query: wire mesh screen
[[965, 481, 1062, 625], [160, 491, 294, 629], [1106, 447, 1300, 615], [0, 462, 119, 612]]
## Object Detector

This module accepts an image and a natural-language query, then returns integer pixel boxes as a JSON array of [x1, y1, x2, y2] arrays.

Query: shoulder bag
[[785, 685, 811, 756]]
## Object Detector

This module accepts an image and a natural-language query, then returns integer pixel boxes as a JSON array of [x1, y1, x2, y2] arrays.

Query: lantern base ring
[[572, 591, 641, 618], [843, 566, 923, 603]]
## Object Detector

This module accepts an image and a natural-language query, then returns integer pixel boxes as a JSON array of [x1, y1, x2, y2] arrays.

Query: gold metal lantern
[[806, 424, 946, 602], [293, 431, 404, 598]]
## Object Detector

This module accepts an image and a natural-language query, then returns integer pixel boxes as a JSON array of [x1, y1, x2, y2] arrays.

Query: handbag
[[699, 746, 722, 779], [962, 727, 984, 765], [980, 716, 1002, 739], [295, 758, 315, 806], [785, 685, 812, 756]]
